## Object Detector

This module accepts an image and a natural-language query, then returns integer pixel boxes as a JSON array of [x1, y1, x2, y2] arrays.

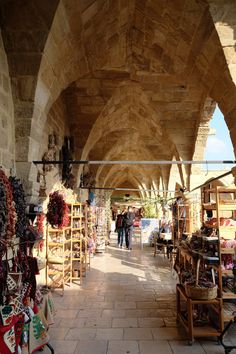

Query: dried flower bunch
[[46, 191, 69, 228], [9, 176, 27, 237]]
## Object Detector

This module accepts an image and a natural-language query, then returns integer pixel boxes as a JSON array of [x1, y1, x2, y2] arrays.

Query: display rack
[[176, 284, 223, 345], [85, 204, 97, 258], [172, 199, 192, 245], [68, 202, 88, 283], [201, 185, 236, 320], [46, 227, 71, 293], [174, 186, 236, 343], [46, 202, 89, 289], [70, 233, 86, 284]]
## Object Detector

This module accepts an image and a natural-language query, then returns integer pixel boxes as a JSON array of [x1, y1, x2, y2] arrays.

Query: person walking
[[116, 210, 125, 248], [124, 206, 135, 250]]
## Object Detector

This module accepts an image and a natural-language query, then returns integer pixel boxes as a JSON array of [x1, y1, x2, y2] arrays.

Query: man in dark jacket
[[115, 210, 125, 247], [124, 206, 135, 250]]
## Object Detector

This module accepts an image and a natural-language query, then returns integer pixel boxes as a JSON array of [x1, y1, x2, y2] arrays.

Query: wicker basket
[[185, 282, 217, 300], [185, 258, 218, 300]]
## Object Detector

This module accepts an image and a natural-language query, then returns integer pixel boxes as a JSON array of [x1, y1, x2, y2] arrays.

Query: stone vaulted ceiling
[[1, 0, 236, 195]]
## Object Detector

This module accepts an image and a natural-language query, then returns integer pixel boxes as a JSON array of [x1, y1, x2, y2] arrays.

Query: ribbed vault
[[1, 0, 236, 198]]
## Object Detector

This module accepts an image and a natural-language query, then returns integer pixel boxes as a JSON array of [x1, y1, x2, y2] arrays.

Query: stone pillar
[[231, 167, 236, 186]]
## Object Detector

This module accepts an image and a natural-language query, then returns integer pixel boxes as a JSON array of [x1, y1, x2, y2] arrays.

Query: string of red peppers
[[0, 170, 16, 240], [46, 191, 69, 228]]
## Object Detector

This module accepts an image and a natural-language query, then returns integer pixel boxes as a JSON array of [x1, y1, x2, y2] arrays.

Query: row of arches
[[0, 0, 236, 200]]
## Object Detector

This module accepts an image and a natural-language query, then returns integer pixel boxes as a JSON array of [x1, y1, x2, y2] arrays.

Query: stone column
[[231, 167, 236, 186]]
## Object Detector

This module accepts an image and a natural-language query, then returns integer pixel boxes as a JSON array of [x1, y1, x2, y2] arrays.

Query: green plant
[[143, 202, 159, 218]]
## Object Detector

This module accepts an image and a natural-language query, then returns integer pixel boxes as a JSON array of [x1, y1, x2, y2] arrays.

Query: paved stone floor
[[40, 237, 228, 354]]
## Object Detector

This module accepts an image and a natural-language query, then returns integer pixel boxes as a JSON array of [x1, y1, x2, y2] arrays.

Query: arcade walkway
[[44, 238, 225, 354]]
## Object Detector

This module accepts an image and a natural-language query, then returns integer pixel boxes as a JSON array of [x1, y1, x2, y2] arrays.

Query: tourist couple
[[115, 207, 135, 250]]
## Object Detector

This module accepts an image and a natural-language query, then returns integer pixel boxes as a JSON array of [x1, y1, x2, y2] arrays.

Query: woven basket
[[185, 283, 217, 300], [185, 258, 217, 300]]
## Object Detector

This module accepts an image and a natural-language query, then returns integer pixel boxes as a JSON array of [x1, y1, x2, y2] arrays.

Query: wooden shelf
[[222, 269, 233, 276], [221, 248, 235, 255], [204, 224, 236, 230], [203, 204, 216, 210], [224, 302, 236, 322], [219, 206, 236, 211], [222, 292, 236, 300], [48, 241, 63, 246], [191, 326, 221, 337], [204, 188, 236, 194]]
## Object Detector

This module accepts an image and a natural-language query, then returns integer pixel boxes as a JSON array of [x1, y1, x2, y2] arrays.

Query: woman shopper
[[124, 206, 135, 250]]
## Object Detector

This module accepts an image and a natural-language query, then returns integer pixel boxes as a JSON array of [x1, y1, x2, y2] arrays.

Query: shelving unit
[[201, 185, 236, 301], [176, 284, 223, 345], [46, 227, 71, 293], [172, 198, 199, 246], [46, 202, 89, 289], [84, 204, 96, 259], [68, 202, 88, 283], [70, 235, 86, 284], [174, 186, 236, 342]]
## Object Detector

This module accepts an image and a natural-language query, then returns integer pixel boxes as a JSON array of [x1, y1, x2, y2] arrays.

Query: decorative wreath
[[46, 191, 69, 228], [0, 170, 16, 239], [9, 176, 27, 238]]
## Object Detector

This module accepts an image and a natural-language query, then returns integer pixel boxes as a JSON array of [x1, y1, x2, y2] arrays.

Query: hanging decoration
[[61, 136, 75, 189], [36, 214, 45, 251], [0, 182, 7, 241], [0, 169, 16, 240], [46, 191, 69, 228], [36, 214, 45, 238], [9, 176, 27, 238]]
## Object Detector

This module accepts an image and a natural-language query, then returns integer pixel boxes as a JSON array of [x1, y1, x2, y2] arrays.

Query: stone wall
[[0, 31, 15, 171]]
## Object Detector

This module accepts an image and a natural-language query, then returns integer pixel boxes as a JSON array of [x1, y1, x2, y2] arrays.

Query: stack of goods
[[205, 217, 236, 227], [221, 239, 236, 271]]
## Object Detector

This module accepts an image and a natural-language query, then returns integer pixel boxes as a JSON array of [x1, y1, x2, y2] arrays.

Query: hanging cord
[[205, 161, 209, 176]]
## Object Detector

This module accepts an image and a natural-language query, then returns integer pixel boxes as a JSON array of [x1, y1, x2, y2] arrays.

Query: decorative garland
[[46, 191, 69, 228], [0, 182, 7, 239], [9, 176, 27, 238], [36, 214, 45, 251], [0, 170, 16, 239]]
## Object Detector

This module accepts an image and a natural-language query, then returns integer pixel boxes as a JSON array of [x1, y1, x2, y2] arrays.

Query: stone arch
[[2, 0, 236, 200], [0, 30, 15, 172]]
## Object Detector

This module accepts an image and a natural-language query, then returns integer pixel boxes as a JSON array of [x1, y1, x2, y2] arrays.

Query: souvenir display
[[0, 169, 54, 353], [175, 185, 236, 344]]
